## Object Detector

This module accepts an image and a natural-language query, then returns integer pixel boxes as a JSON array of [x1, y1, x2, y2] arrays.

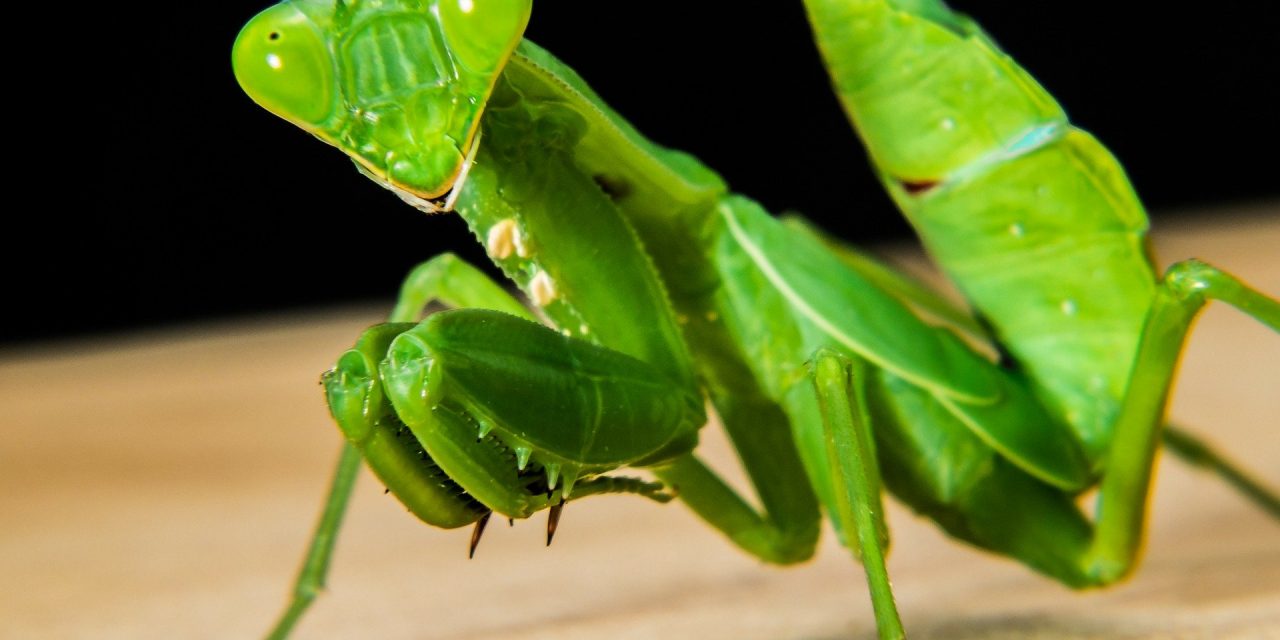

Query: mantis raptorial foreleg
[[390, 254, 536, 323], [266, 254, 538, 639]]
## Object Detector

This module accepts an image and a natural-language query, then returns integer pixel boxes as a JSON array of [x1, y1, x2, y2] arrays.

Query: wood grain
[[2, 212, 1277, 639]]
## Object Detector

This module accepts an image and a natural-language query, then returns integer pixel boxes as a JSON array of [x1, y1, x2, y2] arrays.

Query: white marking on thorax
[[529, 271, 558, 307], [512, 224, 530, 257], [486, 219, 518, 259]]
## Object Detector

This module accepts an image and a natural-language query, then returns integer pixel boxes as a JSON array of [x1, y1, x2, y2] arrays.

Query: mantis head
[[233, 0, 532, 210]]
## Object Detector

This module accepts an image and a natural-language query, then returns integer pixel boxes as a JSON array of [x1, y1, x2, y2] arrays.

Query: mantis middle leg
[[810, 349, 904, 640]]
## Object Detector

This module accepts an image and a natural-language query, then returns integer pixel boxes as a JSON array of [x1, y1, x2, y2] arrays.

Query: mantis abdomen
[[805, 0, 1158, 456]]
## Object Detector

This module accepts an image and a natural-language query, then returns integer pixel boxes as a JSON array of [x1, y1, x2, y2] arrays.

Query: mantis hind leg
[[1162, 425, 1280, 519], [955, 261, 1280, 588], [943, 261, 1279, 588], [809, 218, 1280, 518], [266, 254, 531, 639], [809, 348, 904, 640], [1085, 260, 1280, 581]]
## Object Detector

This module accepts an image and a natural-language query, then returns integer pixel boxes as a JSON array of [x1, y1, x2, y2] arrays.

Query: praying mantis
[[231, 0, 1280, 638]]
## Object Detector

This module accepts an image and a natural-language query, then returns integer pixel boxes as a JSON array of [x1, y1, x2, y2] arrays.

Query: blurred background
[[12, 1, 1277, 346]]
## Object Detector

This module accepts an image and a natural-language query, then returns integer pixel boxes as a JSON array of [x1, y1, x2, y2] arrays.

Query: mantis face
[[233, 0, 532, 209]]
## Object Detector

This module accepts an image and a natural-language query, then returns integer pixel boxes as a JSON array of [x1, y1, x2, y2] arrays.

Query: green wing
[[719, 197, 1092, 491]]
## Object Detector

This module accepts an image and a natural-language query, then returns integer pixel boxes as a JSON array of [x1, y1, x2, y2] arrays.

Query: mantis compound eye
[[435, 0, 532, 77], [232, 3, 334, 127]]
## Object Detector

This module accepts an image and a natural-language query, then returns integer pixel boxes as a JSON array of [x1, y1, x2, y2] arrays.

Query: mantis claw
[[546, 501, 564, 547], [468, 511, 492, 559]]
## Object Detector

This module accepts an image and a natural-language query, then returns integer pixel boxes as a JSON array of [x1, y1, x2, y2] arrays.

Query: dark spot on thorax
[[899, 178, 940, 196], [593, 174, 632, 201]]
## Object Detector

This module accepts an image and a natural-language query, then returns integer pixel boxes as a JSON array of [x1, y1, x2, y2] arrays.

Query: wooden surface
[[3, 212, 1278, 640]]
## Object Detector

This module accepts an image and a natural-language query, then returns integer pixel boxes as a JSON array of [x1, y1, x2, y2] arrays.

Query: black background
[[14, 2, 1277, 346]]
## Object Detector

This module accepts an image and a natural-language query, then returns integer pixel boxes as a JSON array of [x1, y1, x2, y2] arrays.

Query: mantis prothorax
[[232, 1, 1280, 638]]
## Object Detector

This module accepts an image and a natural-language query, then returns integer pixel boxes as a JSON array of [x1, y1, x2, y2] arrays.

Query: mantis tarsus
[[232, 1, 1280, 638]]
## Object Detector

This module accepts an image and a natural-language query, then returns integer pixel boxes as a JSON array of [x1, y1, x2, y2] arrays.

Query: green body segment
[[804, 0, 1158, 456], [450, 76, 699, 389], [902, 130, 1156, 455], [505, 42, 727, 222], [233, 0, 532, 201], [487, 42, 737, 364]]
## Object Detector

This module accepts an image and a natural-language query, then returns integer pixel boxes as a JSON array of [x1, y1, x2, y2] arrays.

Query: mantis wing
[[719, 197, 1091, 491]]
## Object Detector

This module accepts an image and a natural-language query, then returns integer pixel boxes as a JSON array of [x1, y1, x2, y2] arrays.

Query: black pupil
[[268, 32, 280, 41]]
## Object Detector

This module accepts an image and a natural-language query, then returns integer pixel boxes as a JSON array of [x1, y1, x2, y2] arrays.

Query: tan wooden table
[[3, 211, 1278, 639]]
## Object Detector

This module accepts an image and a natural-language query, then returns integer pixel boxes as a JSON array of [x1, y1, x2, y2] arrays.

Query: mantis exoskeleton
[[232, 0, 1280, 638]]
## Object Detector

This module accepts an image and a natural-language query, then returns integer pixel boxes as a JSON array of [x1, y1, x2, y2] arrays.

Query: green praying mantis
[[232, 0, 1280, 637]]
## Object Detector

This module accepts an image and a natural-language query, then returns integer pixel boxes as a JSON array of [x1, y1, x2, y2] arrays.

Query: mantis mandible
[[231, 0, 1280, 637]]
